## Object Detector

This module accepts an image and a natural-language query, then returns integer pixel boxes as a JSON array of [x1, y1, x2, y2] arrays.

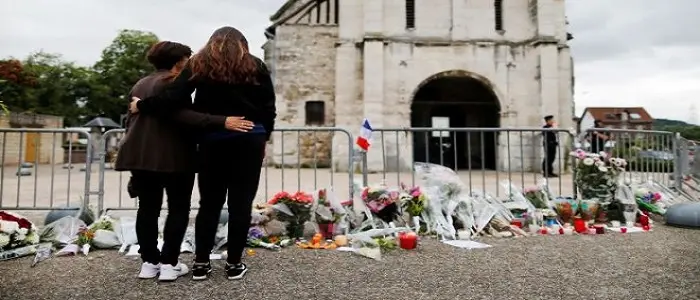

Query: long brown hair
[[189, 26, 258, 84]]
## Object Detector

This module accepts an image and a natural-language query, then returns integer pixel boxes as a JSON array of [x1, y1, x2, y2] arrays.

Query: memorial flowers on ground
[[0, 211, 40, 252], [268, 191, 313, 238], [361, 183, 401, 224]]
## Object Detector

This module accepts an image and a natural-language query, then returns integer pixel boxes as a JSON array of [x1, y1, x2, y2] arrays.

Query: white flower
[[595, 161, 605, 167], [599, 152, 608, 158], [18, 228, 28, 236], [583, 158, 595, 166], [25, 232, 39, 245], [16, 233, 26, 242], [0, 220, 19, 234], [598, 166, 608, 172], [0, 233, 9, 248], [619, 159, 627, 166]]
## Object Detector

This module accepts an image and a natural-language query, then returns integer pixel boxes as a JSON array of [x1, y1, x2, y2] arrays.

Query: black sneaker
[[191, 262, 212, 281], [225, 263, 248, 280]]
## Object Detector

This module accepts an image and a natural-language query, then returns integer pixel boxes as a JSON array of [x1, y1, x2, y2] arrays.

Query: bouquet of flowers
[[552, 197, 579, 224], [399, 185, 427, 217], [314, 189, 344, 239], [571, 150, 626, 202], [0, 211, 40, 252], [268, 191, 313, 238], [522, 186, 549, 209], [361, 183, 401, 223], [634, 188, 666, 215]]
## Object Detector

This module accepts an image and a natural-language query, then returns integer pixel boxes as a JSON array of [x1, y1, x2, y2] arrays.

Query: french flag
[[355, 118, 373, 151]]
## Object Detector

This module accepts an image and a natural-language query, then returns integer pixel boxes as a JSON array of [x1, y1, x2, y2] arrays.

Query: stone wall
[[0, 113, 65, 166], [264, 24, 339, 168]]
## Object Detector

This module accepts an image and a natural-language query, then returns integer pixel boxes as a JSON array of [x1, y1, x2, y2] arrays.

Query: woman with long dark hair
[[129, 27, 276, 281]]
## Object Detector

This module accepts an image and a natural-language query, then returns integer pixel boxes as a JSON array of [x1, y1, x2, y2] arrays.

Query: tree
[[19, 52, 108, 126], [0, 59, 36, 112], [90, 29, 159, 121]]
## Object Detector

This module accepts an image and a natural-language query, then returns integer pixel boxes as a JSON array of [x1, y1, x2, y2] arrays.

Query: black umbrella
[[83, 117, 121, 128]]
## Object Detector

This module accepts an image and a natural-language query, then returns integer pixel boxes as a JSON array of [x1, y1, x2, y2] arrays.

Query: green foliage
[[0, 29, 159, 126], [654, 118, 700, 141], [91, 29, 159, 122]]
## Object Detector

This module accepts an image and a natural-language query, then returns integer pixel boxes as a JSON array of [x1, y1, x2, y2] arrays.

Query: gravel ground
[[1, 225, 699, 300]]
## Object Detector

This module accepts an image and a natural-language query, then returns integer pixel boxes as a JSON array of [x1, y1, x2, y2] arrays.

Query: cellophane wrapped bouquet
[[634, 186, 667, 215], [0, 211, 40, 256], [268, 191, 313, 238], [313, 188, 346, 238], [572, 150, 626, 201], [361, 183, 401, 224], [572, 150, 626, 222], [414, 162, 475, 240]]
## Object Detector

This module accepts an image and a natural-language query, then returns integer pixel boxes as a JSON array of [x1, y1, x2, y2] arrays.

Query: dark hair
[[189, 26, 259, 84], [544, 115, 554, 121], [146, 41, 193, 70]]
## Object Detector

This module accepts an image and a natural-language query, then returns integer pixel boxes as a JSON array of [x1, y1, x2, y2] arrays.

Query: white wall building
[[263, 0, 574, 172]]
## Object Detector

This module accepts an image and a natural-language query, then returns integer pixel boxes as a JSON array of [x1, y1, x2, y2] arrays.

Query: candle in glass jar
[[573, 218, 586, 233]]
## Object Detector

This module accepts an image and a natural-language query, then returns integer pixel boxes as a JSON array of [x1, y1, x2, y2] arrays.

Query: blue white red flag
[[355, 118, 372, 151]]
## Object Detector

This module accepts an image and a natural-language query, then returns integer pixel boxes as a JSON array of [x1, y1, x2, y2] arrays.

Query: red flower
[[0, 211, 32, 229], [268, 191, 291, 205]]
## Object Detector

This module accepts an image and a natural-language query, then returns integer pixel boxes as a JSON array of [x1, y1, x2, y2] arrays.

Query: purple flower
[[248, 227, 264, 239]]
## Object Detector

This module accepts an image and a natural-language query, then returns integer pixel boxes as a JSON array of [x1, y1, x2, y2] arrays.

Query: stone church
[[262, 0, 574, 172]]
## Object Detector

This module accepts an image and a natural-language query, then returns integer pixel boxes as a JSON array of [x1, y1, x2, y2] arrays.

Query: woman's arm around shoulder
[[136, 66, 196, 116]]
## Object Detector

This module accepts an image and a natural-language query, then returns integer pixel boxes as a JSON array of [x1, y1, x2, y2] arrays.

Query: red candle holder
[[639, 214, 649, 227], [573, 217, 586, 233], [510, 220, 523, 228], [594, 225, 605, 234], [620, 227, 627, 233], [398, 232, 418, 250]]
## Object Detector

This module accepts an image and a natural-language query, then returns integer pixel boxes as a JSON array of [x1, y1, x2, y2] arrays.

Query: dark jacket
[[135, 56, 276, 141], [114, 70, 227, 173], [542, 124, 559, 147]]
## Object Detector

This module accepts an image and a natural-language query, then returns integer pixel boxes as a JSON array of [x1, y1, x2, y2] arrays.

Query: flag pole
[[361, 150, 368, 187]]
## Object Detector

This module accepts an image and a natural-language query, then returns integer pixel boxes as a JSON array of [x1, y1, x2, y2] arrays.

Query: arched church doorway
[[410, 71, 501, 170]]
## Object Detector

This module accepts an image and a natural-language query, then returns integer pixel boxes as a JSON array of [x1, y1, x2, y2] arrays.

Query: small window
[[494, 0, 503, 31], [305, 101, 325, 125], [630, 113, 641, 119], [405, 0, 415, 29]]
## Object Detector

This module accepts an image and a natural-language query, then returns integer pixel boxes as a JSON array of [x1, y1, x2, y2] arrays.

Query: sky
[[1, 0, 698, 123]]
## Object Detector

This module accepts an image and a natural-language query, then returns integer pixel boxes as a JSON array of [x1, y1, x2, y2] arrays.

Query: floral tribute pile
[[0, 211, 41, 260], [1, 149, 689, 264]]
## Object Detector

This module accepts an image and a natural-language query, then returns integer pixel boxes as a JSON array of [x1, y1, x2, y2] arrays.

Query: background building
[[263, 0, 574, 172]]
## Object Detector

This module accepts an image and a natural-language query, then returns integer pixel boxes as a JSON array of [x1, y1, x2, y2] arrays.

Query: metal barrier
[[579, 128, 680, 190], [96, 127, 355, 214], [0, 128, 93, 212], [360, 127, 576, 198]]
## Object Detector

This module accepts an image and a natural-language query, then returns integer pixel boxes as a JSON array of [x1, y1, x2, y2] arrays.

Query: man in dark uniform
[[542, 115, 558, 177]]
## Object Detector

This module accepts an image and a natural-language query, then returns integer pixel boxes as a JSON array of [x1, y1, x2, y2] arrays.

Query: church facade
[[263, 0, 574, 172]]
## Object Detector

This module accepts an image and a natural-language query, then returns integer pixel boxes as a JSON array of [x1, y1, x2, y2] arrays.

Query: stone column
[[362, 41, 385, 172], [333, 43, 361, 172]]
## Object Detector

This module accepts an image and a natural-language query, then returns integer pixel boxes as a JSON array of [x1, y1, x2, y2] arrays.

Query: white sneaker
[[158, 263, 189, 282], [138, 262, 160, 279]]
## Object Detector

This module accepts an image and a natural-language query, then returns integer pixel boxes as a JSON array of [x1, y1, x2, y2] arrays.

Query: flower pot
[[318, 223, 334, 240]]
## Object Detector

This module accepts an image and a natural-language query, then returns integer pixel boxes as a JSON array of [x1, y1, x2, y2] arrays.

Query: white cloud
[[1, 0, 697, 122]]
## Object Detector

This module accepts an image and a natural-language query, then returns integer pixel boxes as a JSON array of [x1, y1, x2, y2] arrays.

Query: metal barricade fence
[[0, 128, 93, 213], [579, 128, 680, 190], [359, 127, 576, 198], [96, 127, 354, 214]]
